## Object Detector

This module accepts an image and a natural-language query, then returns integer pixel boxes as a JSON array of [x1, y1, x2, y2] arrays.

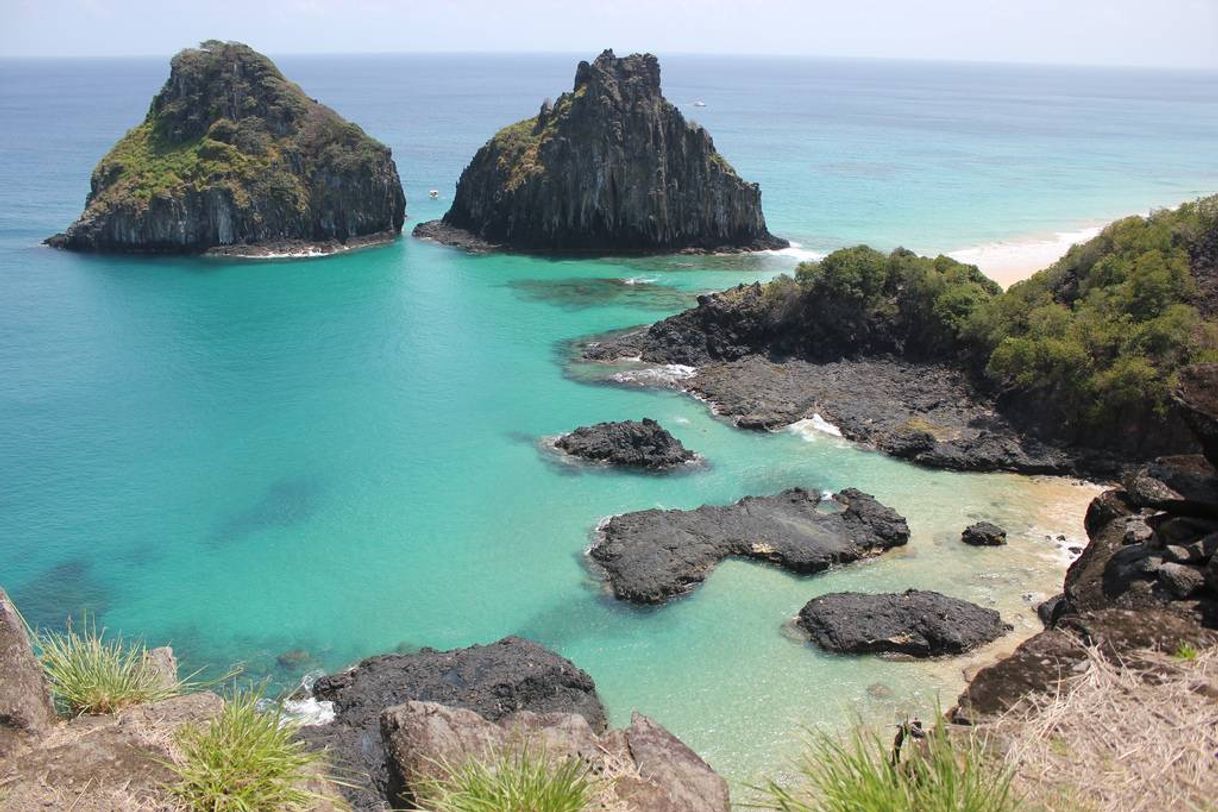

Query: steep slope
[[415, 49, 786, 253], [47, 40, 406, 255]]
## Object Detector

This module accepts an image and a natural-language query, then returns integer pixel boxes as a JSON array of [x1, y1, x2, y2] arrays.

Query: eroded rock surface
[[381, 701, 729, 811], [554, 418, 695, 469], [415, 50, 785, 253], [0, 588, 55, 757], [590, 488, 909, 604], [797, 589, 1009, 657], [301, 636, 605, 810]]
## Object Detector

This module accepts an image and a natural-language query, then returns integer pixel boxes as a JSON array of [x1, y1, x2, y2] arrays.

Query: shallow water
[[0, 53, 1210, 784]]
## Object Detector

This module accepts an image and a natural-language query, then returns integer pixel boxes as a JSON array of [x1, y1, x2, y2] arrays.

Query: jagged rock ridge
[[416, 49, 786, 253], [47, 40, 406, 255]]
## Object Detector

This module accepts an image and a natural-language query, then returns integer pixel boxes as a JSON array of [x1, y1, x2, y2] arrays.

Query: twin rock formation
[[50, 44, 781, 257]]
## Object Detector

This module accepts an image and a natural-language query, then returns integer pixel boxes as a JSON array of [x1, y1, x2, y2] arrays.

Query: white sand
[[947, 225, 1104, 288]]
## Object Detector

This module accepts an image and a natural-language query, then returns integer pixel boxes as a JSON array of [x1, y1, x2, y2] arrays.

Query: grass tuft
[[750, 716, 1016, 812], [35, 619, 187, 716], [170, 688, 323, 812], [413, 745, 596, 812]]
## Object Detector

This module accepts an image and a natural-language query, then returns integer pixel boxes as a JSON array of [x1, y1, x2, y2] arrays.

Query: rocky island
[[47, 41, 406, 255], [553, 418, 696, 469], [414, 49, 786, 254]]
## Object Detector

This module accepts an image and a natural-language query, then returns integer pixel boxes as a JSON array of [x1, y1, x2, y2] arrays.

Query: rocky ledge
[[414, 49, 785, 254], [300, 636, 606, 810], [589, 488, 910, 604], [383, 701, 729, 811], [47, 40, 405, 255], [797, 589, 1010, 657], [953, 364, 1218, 722], [554, 418, 696, 469]]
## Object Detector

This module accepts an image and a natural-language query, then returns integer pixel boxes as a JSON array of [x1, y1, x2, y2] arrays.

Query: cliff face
[[418, 49, 785, 253], [47, 41, 406, 254]]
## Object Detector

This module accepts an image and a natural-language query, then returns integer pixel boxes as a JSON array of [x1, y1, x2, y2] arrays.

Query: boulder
[[1174, 363, 1218, 468], [0, 588, 56, 756], [380, 700, 729, 812], [1123, 454, 1218, 517], [554, 418, 696, 469], [301, 636, 605, 811], [590, 488, 910, 604], [1157, 562, 1208, 599], [797, 590, 1010, 657], [415, 50, 785, 253], [47, 40, 405, 255], [961, 521, 1007, 546]]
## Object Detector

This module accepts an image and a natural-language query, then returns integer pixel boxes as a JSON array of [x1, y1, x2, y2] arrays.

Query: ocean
[[0, 52, 1214, 783]]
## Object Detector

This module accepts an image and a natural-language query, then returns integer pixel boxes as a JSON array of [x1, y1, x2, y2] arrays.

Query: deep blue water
[[0, 53, 1213, 781]]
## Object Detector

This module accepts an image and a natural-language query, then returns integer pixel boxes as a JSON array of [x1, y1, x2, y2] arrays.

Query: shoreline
[[945, 223, 1105, 288]]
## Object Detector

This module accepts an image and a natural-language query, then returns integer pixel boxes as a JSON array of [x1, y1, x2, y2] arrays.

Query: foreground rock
[[962, 521, 1007, 546], [590, 488, 910, 604], [554, 418, 695, 469], [382, 701, 730, 811], [415, 50, 785, 253], [0, 589, 56, 757], [954, 364, 1218, 722], [797, 590, 1009, 657], [301, 636, 606, 810], [48, 40, 405, 255]]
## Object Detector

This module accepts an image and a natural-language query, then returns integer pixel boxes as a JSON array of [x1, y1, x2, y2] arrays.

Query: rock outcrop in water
[[589, 488, 910, 604], [961, 521, 1007, 546], [414, 49, 786, 253], [47, 40, 406, 255], [554, 418, 696, 469], [301, 636, 606, 810], [797, 590, 1010, 657]]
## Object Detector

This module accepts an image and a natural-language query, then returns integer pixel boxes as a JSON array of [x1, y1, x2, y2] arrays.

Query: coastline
[[946, 224, 1105, 288]]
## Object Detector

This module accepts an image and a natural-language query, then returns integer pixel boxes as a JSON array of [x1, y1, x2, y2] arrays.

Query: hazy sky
[[2, 0, 1216, 68]]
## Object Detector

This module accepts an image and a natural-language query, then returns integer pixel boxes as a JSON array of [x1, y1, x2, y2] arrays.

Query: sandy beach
[[947, 224, 1104, 288]]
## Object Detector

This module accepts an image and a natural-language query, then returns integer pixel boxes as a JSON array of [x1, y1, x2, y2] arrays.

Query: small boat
[[693, 100, 706, 107], [428, 189, 440, 199]]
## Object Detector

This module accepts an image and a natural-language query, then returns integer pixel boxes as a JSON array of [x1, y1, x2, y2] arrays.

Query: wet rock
[[302, 636, 605, 811], [417, 50, 784, 254], [1157, 562, 1208, 599], [797, 590, 1009, 657], [1083, 489, 1135, 537], [961, 521, 1007, 546], [590, 488, 909, 604], [0, 589, 56, 756], [554, 418, 695, 469], [1037, 593, 1067, 628], [277, 648, 312, 667], [381, 701, 730, 811]]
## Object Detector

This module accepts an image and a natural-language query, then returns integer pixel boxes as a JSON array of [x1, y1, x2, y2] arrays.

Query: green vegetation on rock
[[413, 746, 596, 812]]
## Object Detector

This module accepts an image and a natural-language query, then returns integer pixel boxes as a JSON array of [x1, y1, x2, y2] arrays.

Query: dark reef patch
[[507, 277, 696, 311], [12, 560, 111, 631], [210, 476, 323, 545]]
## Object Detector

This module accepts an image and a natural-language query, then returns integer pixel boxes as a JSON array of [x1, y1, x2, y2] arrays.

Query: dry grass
[[984, 645, 1218, 812]]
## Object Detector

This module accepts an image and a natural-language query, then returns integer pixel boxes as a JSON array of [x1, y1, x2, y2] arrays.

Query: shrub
[[412, 746, 596, 812], [35, 620, 187, 716], [751, 717, 1016, 812], [171, 689, 323, 812]]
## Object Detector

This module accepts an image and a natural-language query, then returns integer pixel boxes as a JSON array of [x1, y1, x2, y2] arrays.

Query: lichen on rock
[[415, 49, 786, 253], [47, 40, 406, 255]]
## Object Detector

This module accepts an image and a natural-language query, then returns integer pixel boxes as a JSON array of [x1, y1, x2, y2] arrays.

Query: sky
[[1, 0, 1216, 68]]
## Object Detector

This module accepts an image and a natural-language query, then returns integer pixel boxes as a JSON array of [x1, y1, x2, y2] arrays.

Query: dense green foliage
[[774, 196, 1218, 446], [965, 196, 1218, 439], [779, 245, 1000, 358], [412, 746, 596, 812], [35, 620, 188, 715], [489, 86, 584, 191], [171, 690, 324, 812], [751, 718, 1016, 812]]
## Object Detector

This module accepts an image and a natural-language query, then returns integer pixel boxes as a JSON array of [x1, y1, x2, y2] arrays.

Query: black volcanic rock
[[589, 488, 909, 604], [300, 636, 605, 811], [797, 589, 1009, 657], [415, 49, 785, 253], [1175, 364, 1218, 468], [554, 418, 695, 469], [48, 40, 405, 255], [961, 521, 1007, 546]]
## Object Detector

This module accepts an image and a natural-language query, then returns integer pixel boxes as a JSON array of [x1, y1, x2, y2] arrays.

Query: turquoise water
[[0, 53, 1214, 784]]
